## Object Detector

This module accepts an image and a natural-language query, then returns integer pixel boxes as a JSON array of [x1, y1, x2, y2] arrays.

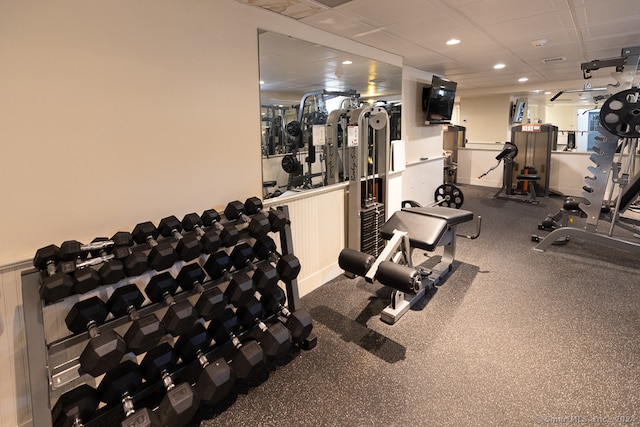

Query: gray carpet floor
[[193, 185, 640, 427]]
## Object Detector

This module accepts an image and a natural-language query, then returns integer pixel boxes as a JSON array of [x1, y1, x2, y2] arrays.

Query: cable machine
[[346, 105, 390, 257]]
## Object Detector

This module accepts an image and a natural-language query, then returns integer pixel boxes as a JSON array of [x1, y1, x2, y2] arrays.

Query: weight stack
[[360, 203, 385, 257]]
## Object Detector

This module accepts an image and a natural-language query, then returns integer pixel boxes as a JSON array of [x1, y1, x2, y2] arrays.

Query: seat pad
[[380, 211, 448, 251], [401, 206, 473, 225]]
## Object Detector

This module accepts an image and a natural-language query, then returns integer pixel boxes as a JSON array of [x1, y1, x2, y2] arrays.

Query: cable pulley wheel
[[434, 184, 464, 209], [281, 154, 301, 174], [599, 88, 640, 138]]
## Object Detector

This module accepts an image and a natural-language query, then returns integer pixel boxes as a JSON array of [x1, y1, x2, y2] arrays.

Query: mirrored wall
[[258, 30, 402, 198]]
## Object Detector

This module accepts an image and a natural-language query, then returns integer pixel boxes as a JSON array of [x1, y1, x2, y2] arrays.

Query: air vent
[[542, 56, 567, 64], [314, 0, 353, 7]]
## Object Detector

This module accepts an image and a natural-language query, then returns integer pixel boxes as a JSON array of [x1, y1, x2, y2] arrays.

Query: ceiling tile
[[453, 0, 569, 25], [301, 9, 376, 38]]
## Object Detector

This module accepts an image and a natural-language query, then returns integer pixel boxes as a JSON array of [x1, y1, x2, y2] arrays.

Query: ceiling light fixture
[[342, 60, 352, 65], [494, 63, 506, 69], [259, 80, 265, 85], [446, 39, 461, 45], [518, 77, 529, 82]]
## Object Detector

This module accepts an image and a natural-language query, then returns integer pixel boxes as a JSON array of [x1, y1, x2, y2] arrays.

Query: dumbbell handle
[[44, 260, 57, 277], [64, 252, 116, 272], [86, 320, 101, 339], [161, 370, 176, 392], [145, 235, 160, 247], [122, 393, 136, 418], [167, 228, 185, 241], [196, 349, 211, 369]]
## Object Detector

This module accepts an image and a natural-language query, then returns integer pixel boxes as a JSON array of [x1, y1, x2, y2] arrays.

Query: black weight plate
[[599, 88, 640, 138], [434, 184, 464, 209]]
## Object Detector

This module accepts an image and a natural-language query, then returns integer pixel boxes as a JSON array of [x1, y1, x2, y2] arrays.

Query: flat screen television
[[422, 76, 457, 124]]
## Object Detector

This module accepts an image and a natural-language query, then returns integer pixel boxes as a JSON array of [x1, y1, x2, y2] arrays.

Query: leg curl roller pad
[[338, 248, 375, 277], [375, 261, 421, 294]]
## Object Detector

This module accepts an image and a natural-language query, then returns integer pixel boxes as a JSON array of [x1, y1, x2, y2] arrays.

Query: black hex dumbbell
[[174, 323, 235, 405], [236, 297, 291, 358], [229, 241, 279, 291], [58, 231, 132, 260], [181, 213, 222, 254], [145, 272, 198, 336], [65, 296, 128, 377], [223, 199, 271, 238], [88, 236, 149, 278], [260, 286, 313, 346], [253, 236, 301, 283], [140, 343, 200, 427], [200, 209, 240, 248], [158, 215, 202, 262], [59, 237, 129, 290], [52, 384, 100, 427], [96, 361, 151, 426], [204, 250, 255, 306], [132, 221, 178, 271], [33, 244, 74, 303], [208, 307, 266, 381], [106, 284, 167, 354], [243, 196, 290, 234], [176, 263, 227, 321]]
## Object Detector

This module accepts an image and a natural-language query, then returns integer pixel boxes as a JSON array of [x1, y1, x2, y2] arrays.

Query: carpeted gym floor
[[191, 185, 640, 427]]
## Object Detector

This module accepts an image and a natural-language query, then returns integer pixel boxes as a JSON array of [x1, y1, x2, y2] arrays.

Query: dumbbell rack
[[22, 205, 313, 427]]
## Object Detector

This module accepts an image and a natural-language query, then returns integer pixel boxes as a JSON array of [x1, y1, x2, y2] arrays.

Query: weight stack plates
[[360, 203, 385, 257]]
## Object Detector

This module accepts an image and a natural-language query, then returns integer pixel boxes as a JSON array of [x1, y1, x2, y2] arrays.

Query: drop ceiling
[[238, 0, 640, 105]]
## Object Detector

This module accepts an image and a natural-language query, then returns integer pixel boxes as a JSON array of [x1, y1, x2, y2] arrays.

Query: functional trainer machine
[[339, 206, 480, 324], [534, 46, 640, 253], [478, 141, 541, 204]]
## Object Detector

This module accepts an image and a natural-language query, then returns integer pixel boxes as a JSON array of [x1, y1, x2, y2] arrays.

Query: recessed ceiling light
[[493, 63, 506, 69], [446, 39, 461, 45], [518, 77, 529, 82], [544, 91, 552, 95], [259, 80, 265, 85], [342, 60, 353, 65]]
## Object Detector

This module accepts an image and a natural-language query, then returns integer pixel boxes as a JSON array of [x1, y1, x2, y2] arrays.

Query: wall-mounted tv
[[422, 75, 457, 124]]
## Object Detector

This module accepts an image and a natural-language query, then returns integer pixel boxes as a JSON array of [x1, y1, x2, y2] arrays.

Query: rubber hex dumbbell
[[59, 240, 128, 289], [229, 242, 279, 291], [236, 297, 291, 358], [176, 263, 227, 321], [158, 215, 202, 262], [223, 200, 271, 238], [208, 307, 266, 381], [140, 343, 200, 427], [88, 236, 150, 278], [58, 232, 132, 260], [260, 286, 313, 346], [33, 244, 74, 303], [243, 196, 288, 233], [200, 209, 240, 248], [132, 221, 178, 271], [96, 361, 147, 424], [181, 212, 222, 254], [106, 284, 167, 354], [52, 384, 100, 427], [65, 296, 128, 377], [145, 272, 198, 336], [174, 323, 235, 405], [253, 236, 301, 283], [204, 250, 255, 306]]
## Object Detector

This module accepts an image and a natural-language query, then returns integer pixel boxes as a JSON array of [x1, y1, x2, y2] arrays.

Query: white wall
[[398, 66, 446, 208], [458, 94, 511, 144], [0, 1, 404, 425]]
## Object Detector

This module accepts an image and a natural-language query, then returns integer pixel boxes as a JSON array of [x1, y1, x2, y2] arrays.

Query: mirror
[[258, 30, 402, 198]]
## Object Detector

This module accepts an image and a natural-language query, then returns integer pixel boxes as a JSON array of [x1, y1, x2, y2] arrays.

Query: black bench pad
[[401, 206, 473, 225], [380, 211, 448, 251]]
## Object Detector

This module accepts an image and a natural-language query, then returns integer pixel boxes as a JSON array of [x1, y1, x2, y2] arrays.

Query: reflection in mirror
[[258, 30, 402, 198]]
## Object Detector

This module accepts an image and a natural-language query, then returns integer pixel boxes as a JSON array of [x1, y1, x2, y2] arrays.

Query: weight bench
[[339, 206, 481, 324]]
